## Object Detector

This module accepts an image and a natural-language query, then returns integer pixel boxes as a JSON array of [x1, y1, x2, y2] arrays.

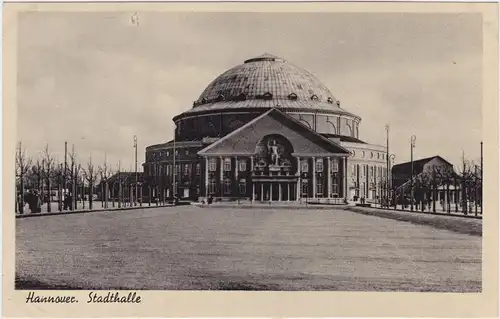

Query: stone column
[[270, 183, 273, 202], [234, 157, 239, 180], [312, 157, 316, 199], [261, 183, 264, 201], [252, 183, 255, 202], [327, 157, 332, 199], [234, 156, 238, 197], [296, 156, 301, 201], [287, 183, 291, 201], [343, 157, 348, 199], [205, 157, 209, 197], [219, 156, 224, 197], [278, 183, 282, 201]]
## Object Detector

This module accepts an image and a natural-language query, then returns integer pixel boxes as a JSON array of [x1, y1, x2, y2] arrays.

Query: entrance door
[[183, 188, 189, 198]]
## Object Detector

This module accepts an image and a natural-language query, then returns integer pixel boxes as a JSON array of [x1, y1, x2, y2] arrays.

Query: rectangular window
[[239, 179, 246, 195], [301, 160, 309, 173], [332, 178, 339, 195], [176, 164, 180, 176], [301, 180, 308, 196], [183, 164, 190, 176], [209, 179, 217, 194], [239, 159, 247, 172], [223, 179, 232, 194], [352, 164, 357, 177], [195, 163, 201, 175], [332, 158, 339, 173], [167, 165, 171, 176], [316, 159, 324, 172], [316, 180, 323, 195], [223, 158, 232, 172], [209, 158, 217, 172]]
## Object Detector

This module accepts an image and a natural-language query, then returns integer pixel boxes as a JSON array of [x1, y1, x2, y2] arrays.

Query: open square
[[16, 207, 481, 291]]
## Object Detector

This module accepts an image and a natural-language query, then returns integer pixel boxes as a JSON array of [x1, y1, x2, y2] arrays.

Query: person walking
[[17, 193, 24, 214]]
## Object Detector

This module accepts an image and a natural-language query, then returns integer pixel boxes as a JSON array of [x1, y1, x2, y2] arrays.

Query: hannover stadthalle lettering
[[87, 291, 142, 303], [26, 292, 78, 303], [25, 291, 142, 304]]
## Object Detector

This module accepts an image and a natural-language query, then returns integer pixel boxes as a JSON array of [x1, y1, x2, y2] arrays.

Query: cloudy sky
[[17, 11, 482, 171]]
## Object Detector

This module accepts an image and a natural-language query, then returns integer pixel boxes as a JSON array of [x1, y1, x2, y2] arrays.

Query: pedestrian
[[17, 193, 24, 214], [28, 191, 36, 214], [35, 191, 42, 213]]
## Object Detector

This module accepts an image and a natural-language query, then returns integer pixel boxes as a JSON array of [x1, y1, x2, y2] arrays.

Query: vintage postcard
[[2, 1, 499, 318]]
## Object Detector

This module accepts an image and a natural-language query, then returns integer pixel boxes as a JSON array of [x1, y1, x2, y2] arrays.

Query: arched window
[[238, 179, 246, 195], [223, 179, 232, 194], [262, 92, 273, 100]]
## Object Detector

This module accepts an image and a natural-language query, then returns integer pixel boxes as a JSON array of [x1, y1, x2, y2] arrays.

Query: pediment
[[198, 108, 351, 156]]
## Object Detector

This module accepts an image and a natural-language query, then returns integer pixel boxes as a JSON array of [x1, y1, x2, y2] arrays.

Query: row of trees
[[14, 142, 130, 213], [379, 156, 482, 216]]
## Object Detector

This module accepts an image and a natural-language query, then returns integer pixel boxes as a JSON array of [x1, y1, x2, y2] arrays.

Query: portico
[[197, 108, 351, 202]]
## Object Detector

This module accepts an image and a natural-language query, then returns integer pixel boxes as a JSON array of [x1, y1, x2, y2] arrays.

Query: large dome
[[183, 53, 352, 115]]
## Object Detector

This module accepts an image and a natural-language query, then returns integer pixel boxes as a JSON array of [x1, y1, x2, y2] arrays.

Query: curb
[[349, 206, 483, 220], [15, 204, 175, 219]]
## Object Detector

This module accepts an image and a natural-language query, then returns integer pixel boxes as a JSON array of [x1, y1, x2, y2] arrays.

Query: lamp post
[[385, 125, 390, 207], [410, 135, 416, 211], [133, 135, 138, 206], [173, 125, 177, 201], [480, 141, 483, 213], [389, 154, 395, 208]]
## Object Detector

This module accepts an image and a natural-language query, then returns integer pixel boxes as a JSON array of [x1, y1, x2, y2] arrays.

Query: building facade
[[144, 53, 388, 202]]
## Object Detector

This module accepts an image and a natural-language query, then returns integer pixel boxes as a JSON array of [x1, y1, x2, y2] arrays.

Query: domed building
[[144, 53, 388, 202]]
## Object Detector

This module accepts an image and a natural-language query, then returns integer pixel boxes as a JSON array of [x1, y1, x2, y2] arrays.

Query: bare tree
[[457, 153, 478, 215], [28, 156, 44, 193], [84, 154, 99, 210], [68, 146, 78, 211], [52, 163, 65, 211], [15, 142, 33, 213], [98, 154, 111, 209], [42, 144, 57, 213]]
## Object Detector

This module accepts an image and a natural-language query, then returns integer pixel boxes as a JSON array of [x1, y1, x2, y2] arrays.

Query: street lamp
[[133, 135, 138, 206], [385, 125, 390, 207], [480, 141, 483, 213], [389, 154, 395, 207], [173, 124, 177, 201], [410, 135, 416, 211]]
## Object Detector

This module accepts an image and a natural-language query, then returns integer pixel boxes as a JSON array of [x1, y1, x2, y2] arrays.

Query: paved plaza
[[16, 206, 481, 291]]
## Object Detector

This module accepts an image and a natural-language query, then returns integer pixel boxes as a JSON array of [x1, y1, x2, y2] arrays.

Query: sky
[[16, 11, 483, 172]]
